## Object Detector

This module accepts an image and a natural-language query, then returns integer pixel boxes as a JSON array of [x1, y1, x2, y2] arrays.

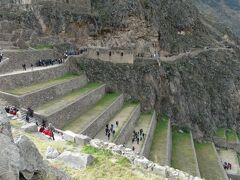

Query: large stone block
[[21, 122, 38, 132], [56, 151, 94, 169], [63, 131, 76, 142], [74, 134, 91, 146], [45, 146, 59, 159]]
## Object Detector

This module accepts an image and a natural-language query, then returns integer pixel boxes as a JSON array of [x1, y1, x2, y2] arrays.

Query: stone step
[[125, 111, 156, 157], [63, 93, 123, 137], [34, 83, 106, 129], [0, 73, 88, 108], [0, 64, 68, 91], [195, 143, 228, 180], [149, 118, 171, 166], [94, 103, 139, 142], [171, 128, 200, 177]]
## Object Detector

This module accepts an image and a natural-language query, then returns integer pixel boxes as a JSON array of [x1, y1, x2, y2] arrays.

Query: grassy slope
[[10, 121, 161, 180], [35, 82, 102, 115], [195, 143, 226, 180], [171, 128, 197, 176], [7, 73, 80, 95], [226, 129, 238, 143], [63, 92, 120, 133], [149, 117, 168, 165], [215, 128, 226, 139]]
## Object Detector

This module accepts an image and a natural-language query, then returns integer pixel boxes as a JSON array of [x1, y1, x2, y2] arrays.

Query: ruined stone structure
[[86, 47, 134, 64]]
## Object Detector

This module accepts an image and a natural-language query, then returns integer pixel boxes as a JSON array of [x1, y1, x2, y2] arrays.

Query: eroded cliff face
[[0, 0, 237, 54], [74, 48, 240, 138]]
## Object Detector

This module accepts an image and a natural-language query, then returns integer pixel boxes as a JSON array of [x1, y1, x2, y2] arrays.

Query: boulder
[[45, 146, 59, 159], [21, 123, 38, 132], [63, 130, 76, 142], [56, 151, 94, 169], [15, 135, 45, 179], [0, 133, 20, 180], [133, 157, 150, 169], [152, 164, 167, 177], [75, 134, 91, 146]]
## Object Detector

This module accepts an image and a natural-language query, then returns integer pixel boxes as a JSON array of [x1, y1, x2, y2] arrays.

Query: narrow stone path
[[35, 83, 102, 115], [94, 103, 138, 142], [125, 112, 153, 154], [218, 149, 240, 175], [63, 93, 120, 134], [0, 64, 62, 77]]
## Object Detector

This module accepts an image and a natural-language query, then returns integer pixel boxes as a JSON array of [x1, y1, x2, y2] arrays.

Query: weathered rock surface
[[45, 146, 59, 159], [21, 122, 38, 133], [56, 151, 94, 169], [15, 135, 45, 179]]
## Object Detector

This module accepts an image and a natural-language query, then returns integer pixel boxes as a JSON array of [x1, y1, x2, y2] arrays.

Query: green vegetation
[[149, 116, 168, 165], [195, 143, 226, 180], [226, 129, 238, 143], [35, 83, 102, 115], [32, 44, 53, 49], [63, 92, 120, 133], [171, 127, 198, 176], [7, 73, 80, 95], [215, 128, 226, 139], [25, 132, 160, 179]]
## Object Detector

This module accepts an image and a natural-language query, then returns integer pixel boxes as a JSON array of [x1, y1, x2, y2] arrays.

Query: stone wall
[[81, 94, 124, 138], [86, 48, 134, 64], [34, 85, 106, 129], [19, 74, 88, 108], [212, 143, 229, 180], [114, 104, 141, 145], [166, 120, 172, 166], [0, 49, 56, 74], [0, 74, 88, 108], [141, 111, 157, 158], [0, 64, 69, 91], [190, 131, 201, 177], [213, 136, 240, 153]]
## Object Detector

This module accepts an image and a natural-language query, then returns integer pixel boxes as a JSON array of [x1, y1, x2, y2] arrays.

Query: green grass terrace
[[195, 143, 226, 180], [215, 128, 226, 139], [226, 129, 238, 143], [171, 127, 198, 176], [35, 82, 102, 115], [149, 116, 168, 165], [7, 73, 80, 95], [63, 92, 120, 133]]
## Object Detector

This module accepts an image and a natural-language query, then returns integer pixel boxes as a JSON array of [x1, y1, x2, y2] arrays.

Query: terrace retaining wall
[[0, 64, 69, 91], [114, 104, 141, 145], [190, 131, 201, 177], [141, 111, 157, 158], [0, 49, 56, 74], [0, 74, 88, 108], [165, 120, 172, 166], [81, 94, 124, 138], [34, 84, 106, 129]]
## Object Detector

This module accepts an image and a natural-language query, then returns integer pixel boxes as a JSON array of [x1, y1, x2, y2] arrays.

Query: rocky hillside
[[194, 0, 240, 37], [0, 0, 238, 54]]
